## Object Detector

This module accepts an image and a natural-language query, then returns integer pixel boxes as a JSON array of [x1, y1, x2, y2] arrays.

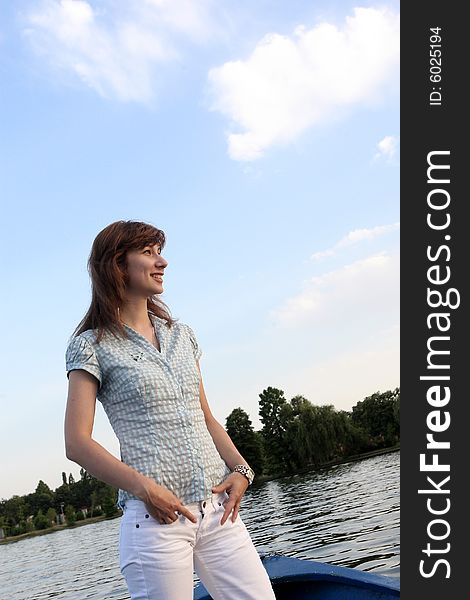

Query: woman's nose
[[156, 255, 168, 268]]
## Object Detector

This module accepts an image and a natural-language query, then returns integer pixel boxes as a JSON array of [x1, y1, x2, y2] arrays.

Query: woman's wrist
[[231, 464, 255, 485], [132, 474, 158, 502]]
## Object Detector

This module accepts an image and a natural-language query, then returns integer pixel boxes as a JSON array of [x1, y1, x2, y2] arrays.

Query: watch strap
[[232, 464, 255, 485]]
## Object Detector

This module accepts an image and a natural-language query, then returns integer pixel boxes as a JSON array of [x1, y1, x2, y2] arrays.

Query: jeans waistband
[[121, 492, 228, 513]]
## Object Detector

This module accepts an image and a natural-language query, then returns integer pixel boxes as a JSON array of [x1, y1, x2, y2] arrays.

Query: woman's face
[[124, 243, 168, 298]]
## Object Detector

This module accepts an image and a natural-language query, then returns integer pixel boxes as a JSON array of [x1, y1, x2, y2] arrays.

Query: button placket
[[164, 361, 205, 499]]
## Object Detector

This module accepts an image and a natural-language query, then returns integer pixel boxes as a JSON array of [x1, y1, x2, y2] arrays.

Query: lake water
[[0, 451, 399, 599]]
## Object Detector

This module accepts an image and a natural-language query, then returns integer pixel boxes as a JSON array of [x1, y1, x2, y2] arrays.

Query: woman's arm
[[65, 369, 197, 524], [196, 362, 252, 524]]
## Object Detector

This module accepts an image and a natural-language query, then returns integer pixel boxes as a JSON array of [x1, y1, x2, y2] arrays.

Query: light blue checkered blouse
[[65, 317, 230, 506]]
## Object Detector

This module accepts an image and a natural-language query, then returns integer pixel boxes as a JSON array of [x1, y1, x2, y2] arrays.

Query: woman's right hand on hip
[[140, 479, 197, 524]]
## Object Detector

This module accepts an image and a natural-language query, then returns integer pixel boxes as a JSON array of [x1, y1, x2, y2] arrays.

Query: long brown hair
[[74, 220, 175, 341]]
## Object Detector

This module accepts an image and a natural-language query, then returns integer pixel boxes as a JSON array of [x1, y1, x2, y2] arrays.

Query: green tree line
[[0, 468, 119, 538], [227, 387, 400, 477], [1, 387, 399, 538]]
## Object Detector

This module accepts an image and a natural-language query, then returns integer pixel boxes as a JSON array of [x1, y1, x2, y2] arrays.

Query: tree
[[290, 395, 310, 414], [64, 504, 76, 526], [258, 387, 293, 474], [226, 408, 264, 476], [90, 491, 99, 517], [334, 410, 368, 456], [283, 400, 339, 467], [72, 473, 95, 509], [28, 480, 54, 515], [0, 514, 9, 537], [258, 392, 370, 474], [46, 507, 57, 526], [34, 510, 50, 530], [2, 495, 27, 528], [80, 468, 91, 481], [36, 480, 52, 495], [54, 483, 73, 511], [351, 388, 400, 446], [283, 397, 321, 468], [62, 472, 67, 486], [101, 489, 119, 518]]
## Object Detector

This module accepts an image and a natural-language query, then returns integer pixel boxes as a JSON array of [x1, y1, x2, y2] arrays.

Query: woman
[[64, 220, 275, 600]]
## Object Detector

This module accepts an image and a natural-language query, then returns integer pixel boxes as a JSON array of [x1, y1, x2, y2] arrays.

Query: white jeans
[[119, 492, 276, 600]]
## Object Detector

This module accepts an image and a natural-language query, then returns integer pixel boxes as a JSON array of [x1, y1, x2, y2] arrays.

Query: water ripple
[[0, 451, 399, 598]]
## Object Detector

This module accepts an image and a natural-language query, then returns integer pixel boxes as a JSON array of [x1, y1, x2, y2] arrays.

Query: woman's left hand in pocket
[[212, 472, 249, 525]]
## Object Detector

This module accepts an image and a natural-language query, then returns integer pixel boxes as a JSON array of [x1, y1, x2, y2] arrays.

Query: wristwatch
[[232, 464, 255, 485]]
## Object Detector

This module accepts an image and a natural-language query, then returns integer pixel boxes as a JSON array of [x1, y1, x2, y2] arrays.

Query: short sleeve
[[65, 334, 102, 388], [185, 324, 202, 362]]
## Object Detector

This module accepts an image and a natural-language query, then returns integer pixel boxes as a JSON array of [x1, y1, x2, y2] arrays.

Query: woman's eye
[[143, 249, 151, 255]]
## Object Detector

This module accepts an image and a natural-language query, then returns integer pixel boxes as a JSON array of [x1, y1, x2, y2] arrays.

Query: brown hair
[[74, 220, 175, 341]]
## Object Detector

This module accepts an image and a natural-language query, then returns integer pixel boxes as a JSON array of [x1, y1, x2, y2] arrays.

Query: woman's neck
[[119, 298, 152, 331], [119, 299, 160, 351]]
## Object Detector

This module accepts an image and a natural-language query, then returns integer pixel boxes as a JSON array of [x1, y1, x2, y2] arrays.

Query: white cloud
[[271, 251, 399, 326], [23, 0, 217, 102], [202, 252, 399, 425], [374, 134, 399, 161], [311, 222, 400, 261], [143, 0, 217, 42], [208, 7, 399, 160]]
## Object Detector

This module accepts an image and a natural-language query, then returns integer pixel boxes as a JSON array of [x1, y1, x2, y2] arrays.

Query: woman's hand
[[212, 472, 249, 525], [141, 479, 197, 525]]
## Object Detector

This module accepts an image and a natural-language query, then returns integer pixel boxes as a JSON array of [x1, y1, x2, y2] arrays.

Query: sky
[[0, 0, 400, 500]]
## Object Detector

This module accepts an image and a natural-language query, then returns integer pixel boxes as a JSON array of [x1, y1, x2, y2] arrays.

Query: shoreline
[[252, 444, 400, 486], [1, 445, 399, 545], [0, 513, 122, 545]]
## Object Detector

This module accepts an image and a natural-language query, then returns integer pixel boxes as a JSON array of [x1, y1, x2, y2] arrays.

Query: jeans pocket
[[212, 491, 229, 511]]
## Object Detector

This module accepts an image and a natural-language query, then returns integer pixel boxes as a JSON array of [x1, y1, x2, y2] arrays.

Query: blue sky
[[0, 0, 400, 499]]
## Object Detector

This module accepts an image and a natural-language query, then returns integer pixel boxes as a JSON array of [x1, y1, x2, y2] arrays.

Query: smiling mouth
[[151, 274, 163, 282]]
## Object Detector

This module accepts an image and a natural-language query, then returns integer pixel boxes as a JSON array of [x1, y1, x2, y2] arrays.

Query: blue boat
[[194, 553, 400, 599]]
